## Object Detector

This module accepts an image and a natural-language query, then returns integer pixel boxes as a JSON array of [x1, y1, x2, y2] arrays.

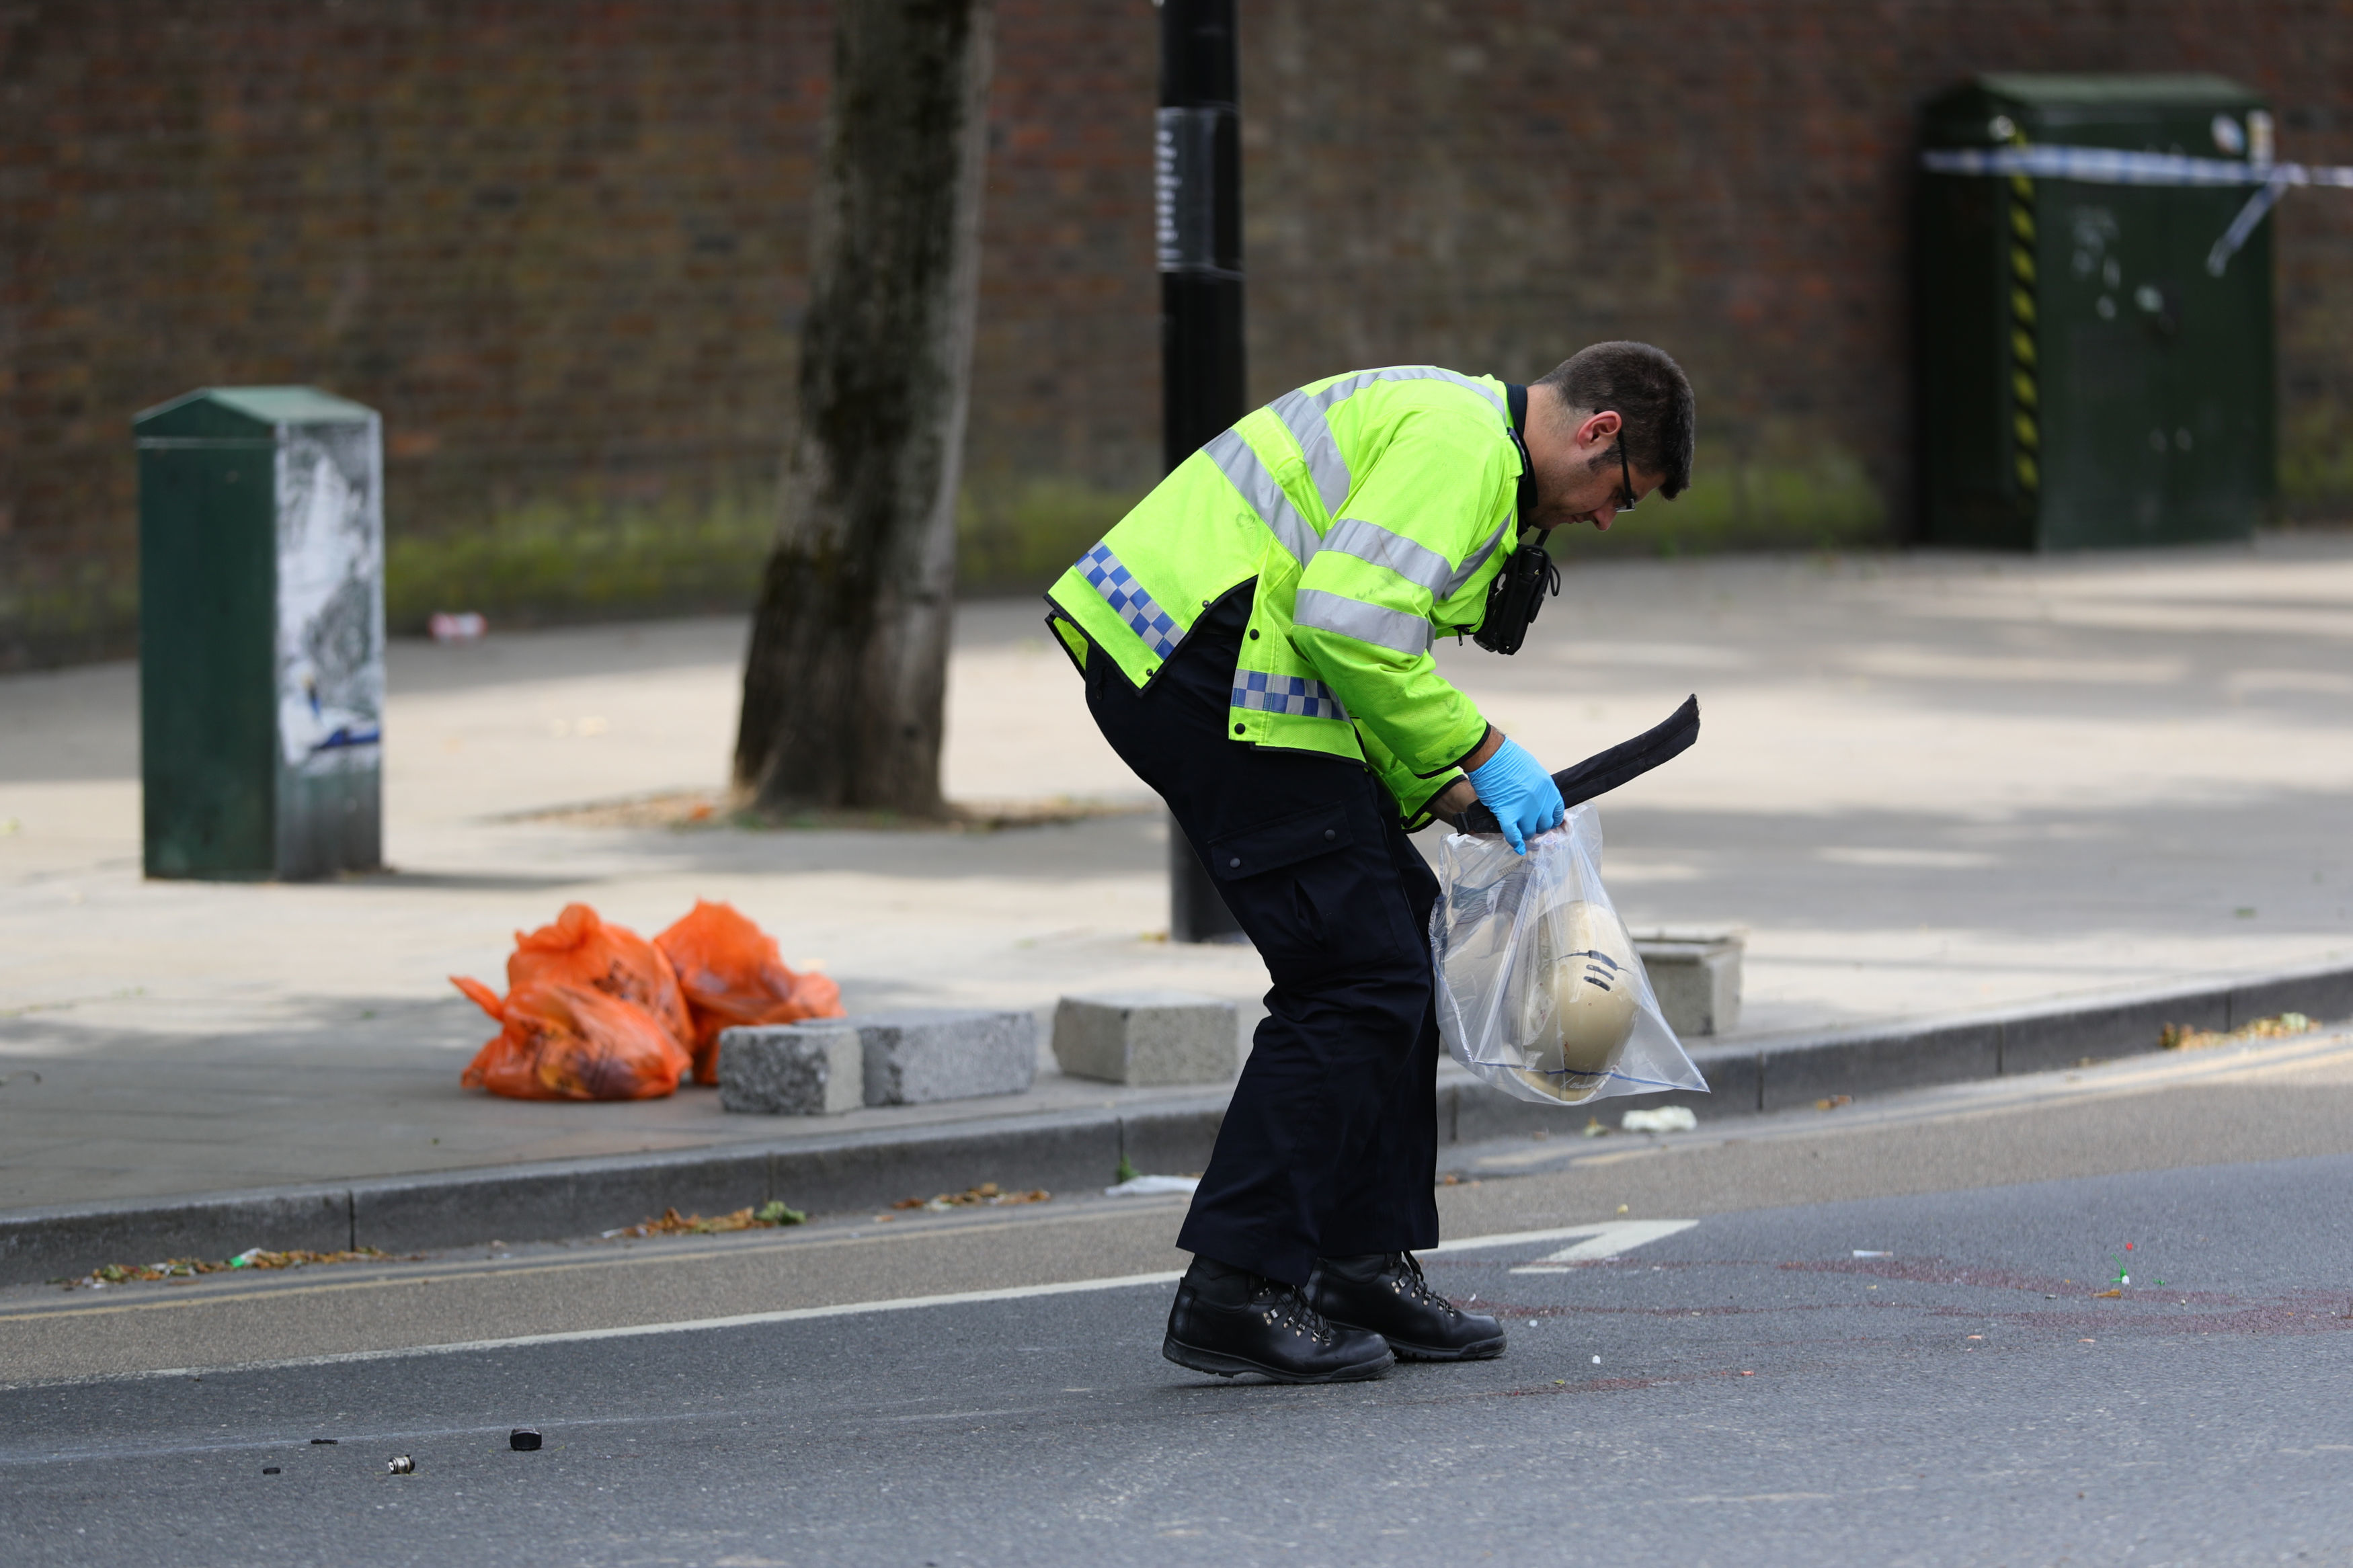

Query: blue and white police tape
[[1920, 145, 2353, 276]]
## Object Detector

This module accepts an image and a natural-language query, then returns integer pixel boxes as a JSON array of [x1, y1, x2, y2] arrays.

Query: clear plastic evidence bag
[[1431, 804, 1708, 1107]]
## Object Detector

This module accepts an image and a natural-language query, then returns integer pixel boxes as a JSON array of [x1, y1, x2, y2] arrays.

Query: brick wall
[[5, 1, 2350, 667]]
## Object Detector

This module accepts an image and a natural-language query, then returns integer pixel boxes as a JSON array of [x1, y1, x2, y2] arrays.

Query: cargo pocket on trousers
[[1204, 800, 1413, 983], [1203, 802, 1353, 882]]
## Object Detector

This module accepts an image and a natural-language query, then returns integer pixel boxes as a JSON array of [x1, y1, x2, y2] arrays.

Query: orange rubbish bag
[[654, 899, 846, 1083], [452, 903, 696, 1100], [496, 903, 696, 1055], [456, 980, 693, 1101]]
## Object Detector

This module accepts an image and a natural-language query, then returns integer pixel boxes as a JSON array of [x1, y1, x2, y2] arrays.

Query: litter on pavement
[[1105, 1174, 1201, 1196], [387, 1456, 415, 1475], [510, 1428, 543, 1451], [1621, 1106, 1698, 1133]]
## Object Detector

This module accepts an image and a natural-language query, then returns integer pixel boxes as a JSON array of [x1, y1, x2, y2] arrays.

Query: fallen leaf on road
[[2160, 1012, 2315, 1052], [892, 1183, 1051, 1212], [1815, 1095, 1853, 1111], [58, 1246, 417, 1290], [606, 1202, 807, 1239]]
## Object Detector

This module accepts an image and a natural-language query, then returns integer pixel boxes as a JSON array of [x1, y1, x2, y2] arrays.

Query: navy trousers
[[1082, 591, 1442, 1285]]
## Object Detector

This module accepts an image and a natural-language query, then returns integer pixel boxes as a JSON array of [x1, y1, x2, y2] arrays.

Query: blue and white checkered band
[[1230, 669, 1350, 722], [1077, 543, 1180, 661]]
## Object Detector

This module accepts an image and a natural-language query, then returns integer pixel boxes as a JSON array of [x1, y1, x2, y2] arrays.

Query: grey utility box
[[134, 387, 385, 880]]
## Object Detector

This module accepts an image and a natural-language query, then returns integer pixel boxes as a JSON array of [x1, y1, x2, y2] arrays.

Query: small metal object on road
[[262, 1467, 280, 1475], [387, 1454, 415, 1475], [510, 1428, 543, 1451], [310, 1438, 337, 1445]]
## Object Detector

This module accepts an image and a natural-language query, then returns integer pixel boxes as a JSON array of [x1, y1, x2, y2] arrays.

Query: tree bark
[[733, 0, 994, 816]]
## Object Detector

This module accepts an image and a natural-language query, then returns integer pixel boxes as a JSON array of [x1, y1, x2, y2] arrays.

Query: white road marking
[[5, 1219, 1704, 1389], [1505, 1220, 1700, 1272], [7, 1272, 1186, 1390]]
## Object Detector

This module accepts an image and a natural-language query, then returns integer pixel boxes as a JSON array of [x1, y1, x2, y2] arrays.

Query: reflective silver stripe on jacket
[[1230, 670, 1349, 721], [1320, 516, 1454, 599], [1267, 387, 1353, 517], [1265, 366, 1510, 521], [1442, 514, 1516, 599], [1293, 588, 1435, 657], [1203, 429, 1320, 566]]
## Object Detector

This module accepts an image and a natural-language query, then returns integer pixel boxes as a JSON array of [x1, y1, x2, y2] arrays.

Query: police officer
[[1047, 341, 1696, 1383]]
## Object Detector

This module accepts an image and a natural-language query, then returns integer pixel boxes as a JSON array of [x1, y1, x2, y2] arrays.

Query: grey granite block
[[1052, 991, 1240, 1085], [1632, 928, 1744, 1036], [854, 1009, 1037, 1106], [716, 1024, 865, 1115]]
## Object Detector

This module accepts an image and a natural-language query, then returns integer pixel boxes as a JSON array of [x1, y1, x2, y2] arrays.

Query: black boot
[[1305, 1251, 1507, 1361], [1164, 1257, 1394, 1383]]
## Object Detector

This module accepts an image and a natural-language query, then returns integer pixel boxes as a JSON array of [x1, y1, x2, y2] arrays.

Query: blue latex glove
[[1467, 737, 1565, 855]]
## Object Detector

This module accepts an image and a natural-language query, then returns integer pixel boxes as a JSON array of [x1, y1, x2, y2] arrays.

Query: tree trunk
[[733, 0, 994, 816]]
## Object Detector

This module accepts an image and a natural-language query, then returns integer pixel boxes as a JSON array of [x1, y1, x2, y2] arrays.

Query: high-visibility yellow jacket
[[1047, 366, 1525, 823]]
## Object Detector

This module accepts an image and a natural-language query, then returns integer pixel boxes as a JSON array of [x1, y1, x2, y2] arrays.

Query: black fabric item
[[1084, 587, 1443, 1286], [1162, 1275, 1394, 1383], [1305, 1251, 1508, 1362], [1448, 693, 1702, 835]]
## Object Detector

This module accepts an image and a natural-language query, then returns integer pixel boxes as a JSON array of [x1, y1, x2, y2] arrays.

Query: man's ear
[[1573, 409, 1622, 450]]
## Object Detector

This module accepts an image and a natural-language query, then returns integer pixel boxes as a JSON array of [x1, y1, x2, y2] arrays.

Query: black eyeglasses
[[1611, 438, 1639, 513]]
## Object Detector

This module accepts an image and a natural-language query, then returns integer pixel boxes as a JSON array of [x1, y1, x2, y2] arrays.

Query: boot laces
[[1388, 1252, 1462, 1319], [1250, 1279, 1337, 1344]]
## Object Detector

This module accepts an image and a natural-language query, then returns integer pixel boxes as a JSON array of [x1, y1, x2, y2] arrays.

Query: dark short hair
[[1533, 341, 1696, 499]]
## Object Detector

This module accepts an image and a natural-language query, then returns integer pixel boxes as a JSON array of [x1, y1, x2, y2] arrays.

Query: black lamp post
[[1157, 0, 1248, 943]]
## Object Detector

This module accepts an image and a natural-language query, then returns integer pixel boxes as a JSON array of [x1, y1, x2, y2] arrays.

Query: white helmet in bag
[[1511, 899, 1639, 1101]]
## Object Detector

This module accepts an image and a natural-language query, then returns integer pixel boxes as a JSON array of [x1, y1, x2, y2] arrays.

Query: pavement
[[3, 535, 2351, 1255], [6, 1026, 2353, 1564]]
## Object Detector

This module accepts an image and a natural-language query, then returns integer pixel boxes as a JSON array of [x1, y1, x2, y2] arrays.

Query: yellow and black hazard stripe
[[2005, 130, 2039, 495]]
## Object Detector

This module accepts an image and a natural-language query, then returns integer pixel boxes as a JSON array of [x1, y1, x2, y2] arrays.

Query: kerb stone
[[1051, 991, 1239, 1085], [1632, 929, 1745, 1037], [856, 1009, 1037, 1106], [715, 1024, 864, 1115]]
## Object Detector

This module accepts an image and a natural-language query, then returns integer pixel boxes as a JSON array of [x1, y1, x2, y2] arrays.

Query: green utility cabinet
[[135, 387, 385, 880], [1917, 74, 2275, 549]]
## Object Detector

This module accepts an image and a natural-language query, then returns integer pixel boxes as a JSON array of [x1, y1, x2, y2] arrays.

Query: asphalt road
[[6, 1032, 2353, 1566]]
